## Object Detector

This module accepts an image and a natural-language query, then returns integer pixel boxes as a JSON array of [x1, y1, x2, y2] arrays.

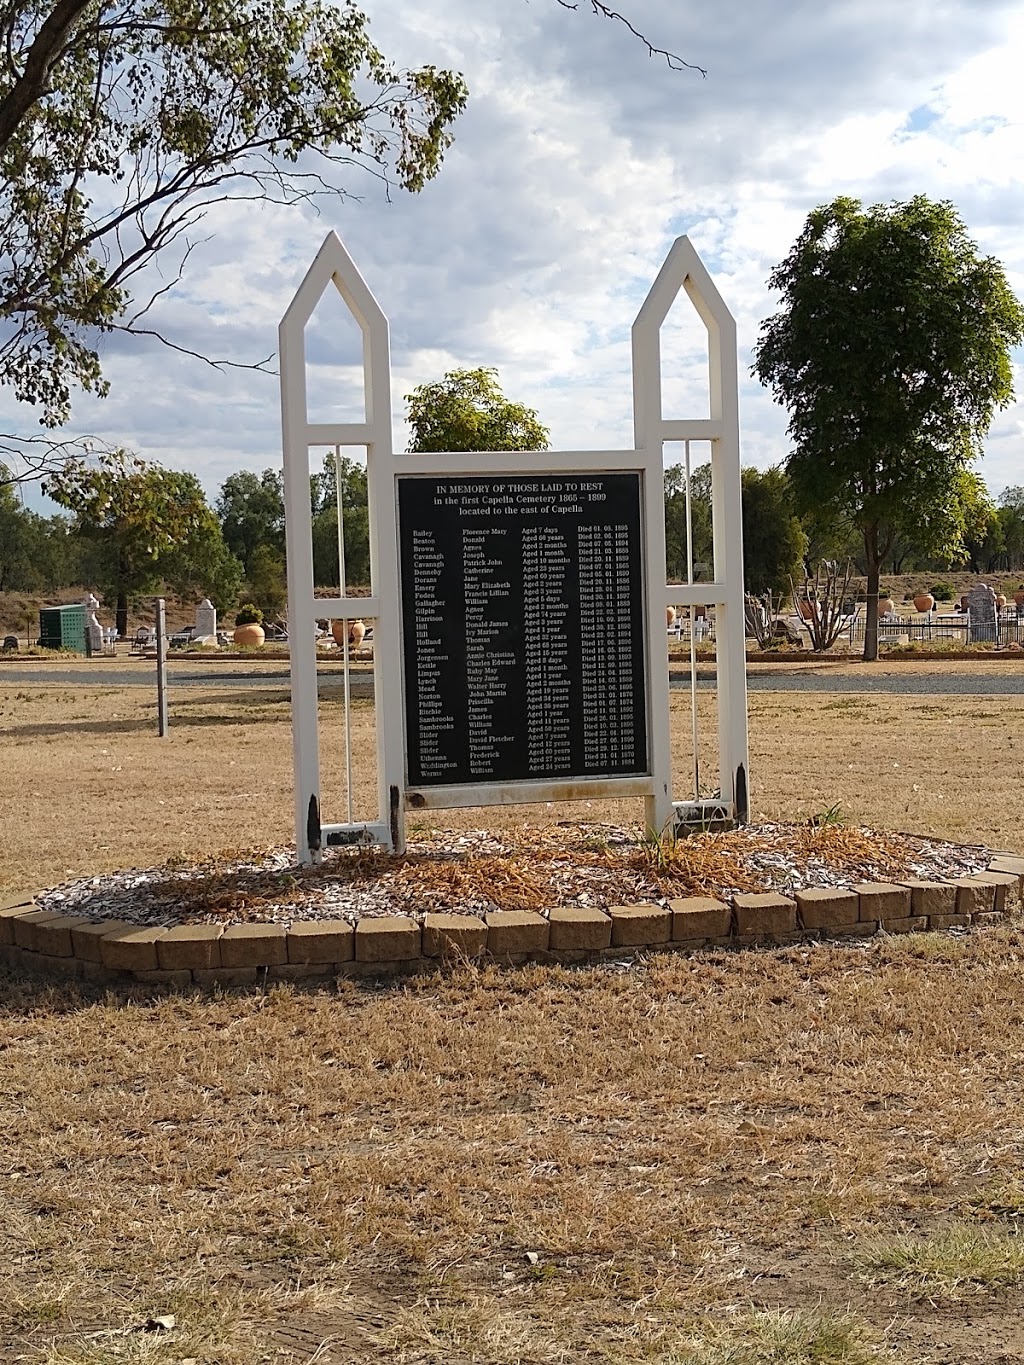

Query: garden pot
[[233, 623, 265, 648], [331, 619, 346, 646], [1014, 589, 1024, 608], [666, 606, 677, 627], [798, 599, 815, 620], [913, 594, 934, 613], [349, 619, 367, 647], [995, 593, 1007, 610]]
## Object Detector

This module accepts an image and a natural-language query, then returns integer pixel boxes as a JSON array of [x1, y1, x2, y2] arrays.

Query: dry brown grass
[[1, 663, 1021, 895], [3, 665, 1024, 1361], [3, 933, 1024, 1361]]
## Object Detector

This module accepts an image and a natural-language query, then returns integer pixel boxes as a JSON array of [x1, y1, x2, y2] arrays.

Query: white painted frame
[[633, 238, 750, 824], [280, 232, 749, 863]]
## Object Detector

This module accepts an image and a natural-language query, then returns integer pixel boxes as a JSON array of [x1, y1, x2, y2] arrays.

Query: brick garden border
[[1, 856, 1022, 990]]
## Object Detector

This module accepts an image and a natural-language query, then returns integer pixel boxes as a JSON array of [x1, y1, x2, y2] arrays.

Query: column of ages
[[410, 529, 457, 776], [462, 527, 516, 777], [522, 526, 572, 773], [577, 522, 637, 771]]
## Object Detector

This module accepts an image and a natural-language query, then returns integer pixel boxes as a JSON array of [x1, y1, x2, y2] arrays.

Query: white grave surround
[[280, 233, 749, 863]]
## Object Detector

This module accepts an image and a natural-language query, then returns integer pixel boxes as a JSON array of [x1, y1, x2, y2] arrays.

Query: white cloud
[[9, 0, 1024, 511]]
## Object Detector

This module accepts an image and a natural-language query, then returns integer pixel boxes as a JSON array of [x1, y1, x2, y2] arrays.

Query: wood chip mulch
[[37, 821, 992, 929]]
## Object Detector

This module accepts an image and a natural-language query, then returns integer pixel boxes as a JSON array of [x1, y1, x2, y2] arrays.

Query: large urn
[[913, 593, 934, 613], [233, 623, 265, 648]]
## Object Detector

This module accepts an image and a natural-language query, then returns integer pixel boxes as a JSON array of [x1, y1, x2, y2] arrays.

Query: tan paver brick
[[669, 896, 731, 940], [794, 888, 858, 929], [99, 926, 167, 972], [157, 924, 224, 971], [855, 883, 911, 923], [220, 923, 287, 968], [880, 916, 928, 934], [900, 879, 956, 917], [608, 904, 671, 948], [422, 913, 486, 958], [547, 906, 612, 952], [0, 902, 39, 946], [485, 911, 549, 956], [286, 920, 354, 965], [952, 877, 995, 916], [354, 916, 421, 963], [733, 893, 797, 937], [71, 919, 137, 961]]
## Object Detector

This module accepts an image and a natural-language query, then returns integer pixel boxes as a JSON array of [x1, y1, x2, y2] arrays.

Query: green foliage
[[664, 461, 713, 581], [311, 453, 370, 586], [741, 465, 807, 595], [43, 450, 225, 633], [405, 368, 550, 452], [216, 469, 285, 576], [243, 543, 286, 619], [998, 485, 1024, 570], [0, 1, 467, 427], [754, 194, 1024, 658], [929, 580, 956, 601], [235, 602, 263, 626]]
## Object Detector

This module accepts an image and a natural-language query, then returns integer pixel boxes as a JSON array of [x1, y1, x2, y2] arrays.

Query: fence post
[[154, 598, 169, 737]]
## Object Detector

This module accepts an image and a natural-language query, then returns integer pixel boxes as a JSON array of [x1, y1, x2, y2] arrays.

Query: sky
[[10, 0, 1024, 511]]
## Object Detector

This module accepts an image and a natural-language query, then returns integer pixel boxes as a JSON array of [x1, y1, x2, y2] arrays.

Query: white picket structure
[[280, 232, 748, 863]]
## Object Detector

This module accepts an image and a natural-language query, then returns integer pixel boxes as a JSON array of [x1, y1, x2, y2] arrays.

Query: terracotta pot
[[960, 594, 970, 610], [913, 594, 934, 613], [666, 606, 677, 627], [995, 593, 1007, 610], [1014, 590, 1024, 607], [233, 623, 265, 648], [331, 618, 367, 647], [798, 599, 815, 620], [879, 597, 895, 616]]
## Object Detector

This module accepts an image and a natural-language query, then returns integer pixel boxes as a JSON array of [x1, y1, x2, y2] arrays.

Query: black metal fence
[[846, 612, 1024, 648]]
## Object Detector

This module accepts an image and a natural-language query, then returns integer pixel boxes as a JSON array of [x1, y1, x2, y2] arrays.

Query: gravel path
[[4, 664, 1024, 695]]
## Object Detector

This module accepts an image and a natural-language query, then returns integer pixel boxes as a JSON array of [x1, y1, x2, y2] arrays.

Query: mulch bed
[[36, 822, 991, 929]]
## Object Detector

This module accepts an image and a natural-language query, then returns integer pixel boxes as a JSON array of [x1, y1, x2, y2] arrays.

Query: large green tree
[[740, 465, 807, 597], [216, 469, 285, 577], [45, 450, 239, 635], [405, 368, 549, 453], [311, 453, 369, 587], [753, 195, 1024, 660], [0, 0, 467, 478]]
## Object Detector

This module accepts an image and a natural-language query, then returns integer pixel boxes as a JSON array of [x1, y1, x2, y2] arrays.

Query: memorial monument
[[280, 233, 749, 863]]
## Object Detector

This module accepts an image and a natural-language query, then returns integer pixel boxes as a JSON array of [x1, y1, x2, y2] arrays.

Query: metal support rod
[[683, 440, 699, 800], [154, 597, 168, 737], [335, 447, 354, 825]]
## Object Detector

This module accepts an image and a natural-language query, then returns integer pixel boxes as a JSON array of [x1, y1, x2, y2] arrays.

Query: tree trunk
[[116, 590, 128, 641], [863, 527, 880, 662]]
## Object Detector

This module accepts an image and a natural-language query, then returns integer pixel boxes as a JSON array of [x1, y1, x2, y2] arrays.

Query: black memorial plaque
[[399, 473, 649, 788]]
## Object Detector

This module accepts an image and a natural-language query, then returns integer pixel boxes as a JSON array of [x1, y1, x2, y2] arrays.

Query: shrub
[[930, 581, 956, 601], [235, 602, 263, 626]]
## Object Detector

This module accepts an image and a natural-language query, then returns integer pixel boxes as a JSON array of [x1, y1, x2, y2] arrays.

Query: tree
[[740, 466, 807, 597], [753, 195, 1024, 660], [405, 368, 549, 453], [44, 450, 231, 635], [664, 460, 712, 582], [0, 1, 467, 479], [311, 453, 369, 587], [216, 469, 285, 577], [998, 486, 1024, 572]]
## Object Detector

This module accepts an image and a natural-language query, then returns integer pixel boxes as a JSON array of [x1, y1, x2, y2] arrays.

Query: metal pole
[[154, 597, 169, 737], [683, 440, 700, 800], [335, 448, 354, 824]]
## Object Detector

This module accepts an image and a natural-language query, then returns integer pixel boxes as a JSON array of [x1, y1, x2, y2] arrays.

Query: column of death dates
[[398, 474, 649, 788]]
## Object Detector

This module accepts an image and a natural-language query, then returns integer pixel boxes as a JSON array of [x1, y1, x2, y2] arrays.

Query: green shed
[[38, 603, 87, 654]]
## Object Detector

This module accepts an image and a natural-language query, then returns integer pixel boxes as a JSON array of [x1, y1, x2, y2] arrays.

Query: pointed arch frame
[[281, 232, 748, 863]]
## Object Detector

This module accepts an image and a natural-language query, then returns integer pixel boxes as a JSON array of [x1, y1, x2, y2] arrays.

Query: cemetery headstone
[[194, 597, 218, 645], [967, 582, 998, 643]]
